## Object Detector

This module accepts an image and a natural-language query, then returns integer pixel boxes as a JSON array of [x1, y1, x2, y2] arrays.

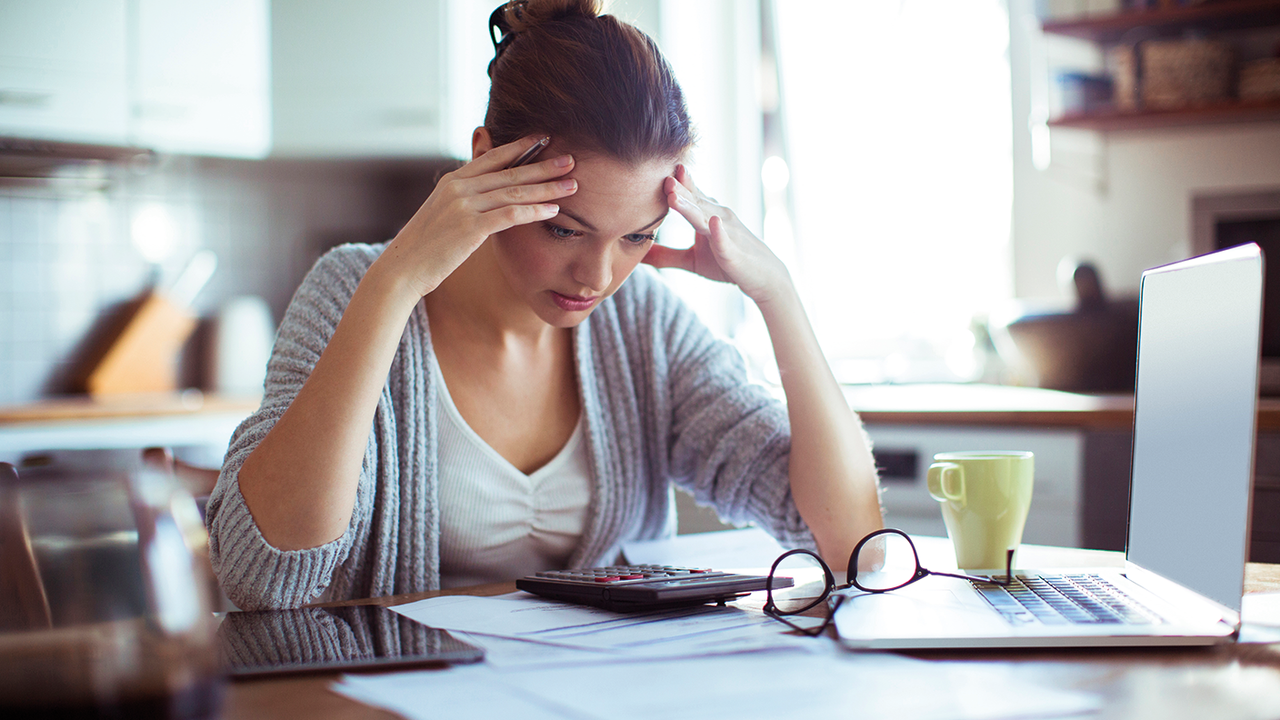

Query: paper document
[[622, 527, 786, 570], [388, 592, 809, 656], [334, 647, 1102, 720], [1239, 592, 1280, 643], [1243, 592, 1280, 627]]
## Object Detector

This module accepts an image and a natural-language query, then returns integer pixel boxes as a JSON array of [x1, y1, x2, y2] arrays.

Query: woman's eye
[[625, 233, 657, 245], [543, 223, 579, 240]]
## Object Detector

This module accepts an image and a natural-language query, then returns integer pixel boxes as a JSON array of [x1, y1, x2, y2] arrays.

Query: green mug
[[926, 451, 1035, 570]]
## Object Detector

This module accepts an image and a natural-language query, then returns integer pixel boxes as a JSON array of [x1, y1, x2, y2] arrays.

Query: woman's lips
[[551, 292, 599, 312]]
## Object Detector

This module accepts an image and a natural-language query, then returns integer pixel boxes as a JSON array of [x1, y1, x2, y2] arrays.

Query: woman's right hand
[[374, 135, 578, 302]]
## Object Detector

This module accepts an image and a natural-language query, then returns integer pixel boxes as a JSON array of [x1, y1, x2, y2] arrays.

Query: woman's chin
[[535, 306, 594, 329]]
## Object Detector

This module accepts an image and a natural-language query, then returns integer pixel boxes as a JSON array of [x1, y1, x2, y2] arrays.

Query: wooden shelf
[[1042, 0, 1280, 43], [1049, 98, 1280, 130]]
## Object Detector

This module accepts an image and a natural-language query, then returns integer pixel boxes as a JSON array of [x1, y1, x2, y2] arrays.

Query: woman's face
[[491, 148, 675, 328]]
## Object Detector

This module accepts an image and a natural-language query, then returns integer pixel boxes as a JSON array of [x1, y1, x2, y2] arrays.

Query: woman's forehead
[[557, 153, 675, 229]]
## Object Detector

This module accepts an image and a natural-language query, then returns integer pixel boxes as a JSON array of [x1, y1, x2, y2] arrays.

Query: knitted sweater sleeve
[[630, 269, 817, 550], [205, 245, 380, 610]]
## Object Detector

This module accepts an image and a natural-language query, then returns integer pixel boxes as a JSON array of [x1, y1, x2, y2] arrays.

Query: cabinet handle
[[0, 89, 54, 109], [133, 102, 191, 121]]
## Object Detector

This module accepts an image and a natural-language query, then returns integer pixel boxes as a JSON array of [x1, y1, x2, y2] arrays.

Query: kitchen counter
[[845, 382, 1280, 431], [0, 392, 260, 461], [843, 383, 1134, 428]]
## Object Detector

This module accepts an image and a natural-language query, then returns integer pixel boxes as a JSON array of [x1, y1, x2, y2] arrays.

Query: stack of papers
[[388, 592, 816, 662], [330, 530, 1103, 719]]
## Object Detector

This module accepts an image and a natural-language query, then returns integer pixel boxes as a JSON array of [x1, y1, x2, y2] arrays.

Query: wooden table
[[218, 542, 1280, 720]]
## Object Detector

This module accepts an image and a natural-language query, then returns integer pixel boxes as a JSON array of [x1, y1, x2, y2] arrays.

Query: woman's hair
[[485, 0, 694, 164]]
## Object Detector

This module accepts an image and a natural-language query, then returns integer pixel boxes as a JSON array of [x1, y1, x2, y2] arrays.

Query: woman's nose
[[572, 243, 613, 292]]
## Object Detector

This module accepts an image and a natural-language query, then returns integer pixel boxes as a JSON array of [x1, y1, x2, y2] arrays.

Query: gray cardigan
[[206, 243, 815, 610]]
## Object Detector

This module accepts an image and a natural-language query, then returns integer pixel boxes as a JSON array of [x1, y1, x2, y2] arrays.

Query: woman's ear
[[471, 127, 494, 161]]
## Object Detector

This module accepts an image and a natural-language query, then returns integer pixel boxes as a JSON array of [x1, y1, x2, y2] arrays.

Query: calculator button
[[595, 576, 621, 583]]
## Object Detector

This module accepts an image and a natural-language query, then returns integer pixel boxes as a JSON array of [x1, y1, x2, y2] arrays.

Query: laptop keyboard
[[972, 574, 1165, 626]]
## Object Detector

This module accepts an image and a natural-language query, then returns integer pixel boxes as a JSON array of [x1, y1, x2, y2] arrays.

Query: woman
[[206, 0, 882, 610]]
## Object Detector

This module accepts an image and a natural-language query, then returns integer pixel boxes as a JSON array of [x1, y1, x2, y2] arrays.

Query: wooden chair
[[0, 462, 52, 631]]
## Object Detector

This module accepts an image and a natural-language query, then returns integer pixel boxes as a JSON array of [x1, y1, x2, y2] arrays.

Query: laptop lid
[[1125, 243, 1263, 615]]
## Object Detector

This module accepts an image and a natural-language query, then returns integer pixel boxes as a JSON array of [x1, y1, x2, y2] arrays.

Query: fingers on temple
[[480, 202, 560, 235], [667, 184, 711, 235], [466, 157, 575, 197], [464, 136, 547, 174], [471, 177, 576, 212], [675, 163, 699, 193]]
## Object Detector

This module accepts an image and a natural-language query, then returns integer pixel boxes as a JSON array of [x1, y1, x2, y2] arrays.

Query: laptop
[[834, 243, 1263, 649]]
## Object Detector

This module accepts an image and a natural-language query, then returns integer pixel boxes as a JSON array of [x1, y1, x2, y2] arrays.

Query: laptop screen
[[1126, 244, 1262, 614]]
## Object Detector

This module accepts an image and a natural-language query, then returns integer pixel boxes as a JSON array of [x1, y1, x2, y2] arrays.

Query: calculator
[[515, 564, 793, 611]]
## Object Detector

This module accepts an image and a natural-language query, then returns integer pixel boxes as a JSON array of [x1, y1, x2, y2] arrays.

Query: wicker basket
[[1142, 39, 1234, 108], [1240, 58, 1280, 101], [1109, 39, 1234, 111]]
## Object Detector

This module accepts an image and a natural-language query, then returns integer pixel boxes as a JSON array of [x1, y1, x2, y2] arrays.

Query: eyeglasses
[[762, 528, 1014, 637]]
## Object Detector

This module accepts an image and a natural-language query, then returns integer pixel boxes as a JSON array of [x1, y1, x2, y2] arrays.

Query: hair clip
[[488, 1, 528, 49], [488, 1, 528, 76], [488, 5, 510, 50]]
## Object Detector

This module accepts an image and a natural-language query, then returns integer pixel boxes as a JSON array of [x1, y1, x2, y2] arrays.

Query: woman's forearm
[[756, 280, 883, 564], [237, 261, 421, 551]]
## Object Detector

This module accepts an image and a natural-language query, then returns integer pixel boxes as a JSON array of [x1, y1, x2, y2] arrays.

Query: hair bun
[[490, 0, 601, 44], [504, 0, 601, 32], [489, 0, 602, 76], [484, 0, 694, 163]]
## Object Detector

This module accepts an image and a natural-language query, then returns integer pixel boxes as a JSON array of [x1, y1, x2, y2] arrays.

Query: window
[[768, 0, 1014, 383]]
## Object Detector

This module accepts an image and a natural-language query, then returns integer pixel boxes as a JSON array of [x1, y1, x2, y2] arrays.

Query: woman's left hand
[[644, 165, 791, 305]]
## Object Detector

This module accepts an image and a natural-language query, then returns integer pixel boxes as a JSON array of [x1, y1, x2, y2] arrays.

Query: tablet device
[[217, 605, 484, 677]]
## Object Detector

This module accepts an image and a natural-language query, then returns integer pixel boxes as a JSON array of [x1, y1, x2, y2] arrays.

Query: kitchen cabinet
[[129, 0, 270, 158], [0, 0, 130, 146], [269, 0, 493, 159], [0, 0, 270, 158], [1041, 0, 1280, 131], [3, 0, 503, 159]]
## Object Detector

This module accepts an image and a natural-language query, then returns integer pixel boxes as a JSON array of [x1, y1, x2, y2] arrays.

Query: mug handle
[[927, 462, 966, 509]]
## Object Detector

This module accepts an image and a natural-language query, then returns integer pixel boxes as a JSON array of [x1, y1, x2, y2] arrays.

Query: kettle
[[0, 462, 223, 718]]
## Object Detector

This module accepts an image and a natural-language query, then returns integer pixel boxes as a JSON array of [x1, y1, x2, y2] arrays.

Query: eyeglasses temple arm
[[929, 549, 1015, 586]]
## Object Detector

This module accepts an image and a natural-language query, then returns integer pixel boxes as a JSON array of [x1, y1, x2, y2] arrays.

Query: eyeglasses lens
[[768, 551, 829, 615], [853, 531, 918, 592]]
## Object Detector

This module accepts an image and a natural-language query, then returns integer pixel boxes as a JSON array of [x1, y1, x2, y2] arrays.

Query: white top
[[435, 363, 592, 589]]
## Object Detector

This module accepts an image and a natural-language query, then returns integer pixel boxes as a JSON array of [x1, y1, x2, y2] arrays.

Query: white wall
[[1008, 0, 1280, 302]]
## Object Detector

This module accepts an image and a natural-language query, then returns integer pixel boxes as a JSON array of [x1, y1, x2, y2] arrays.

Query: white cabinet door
[[0, 0, 129, 145], [130, 0, 270, 158], [270, 0, 489, 158]]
